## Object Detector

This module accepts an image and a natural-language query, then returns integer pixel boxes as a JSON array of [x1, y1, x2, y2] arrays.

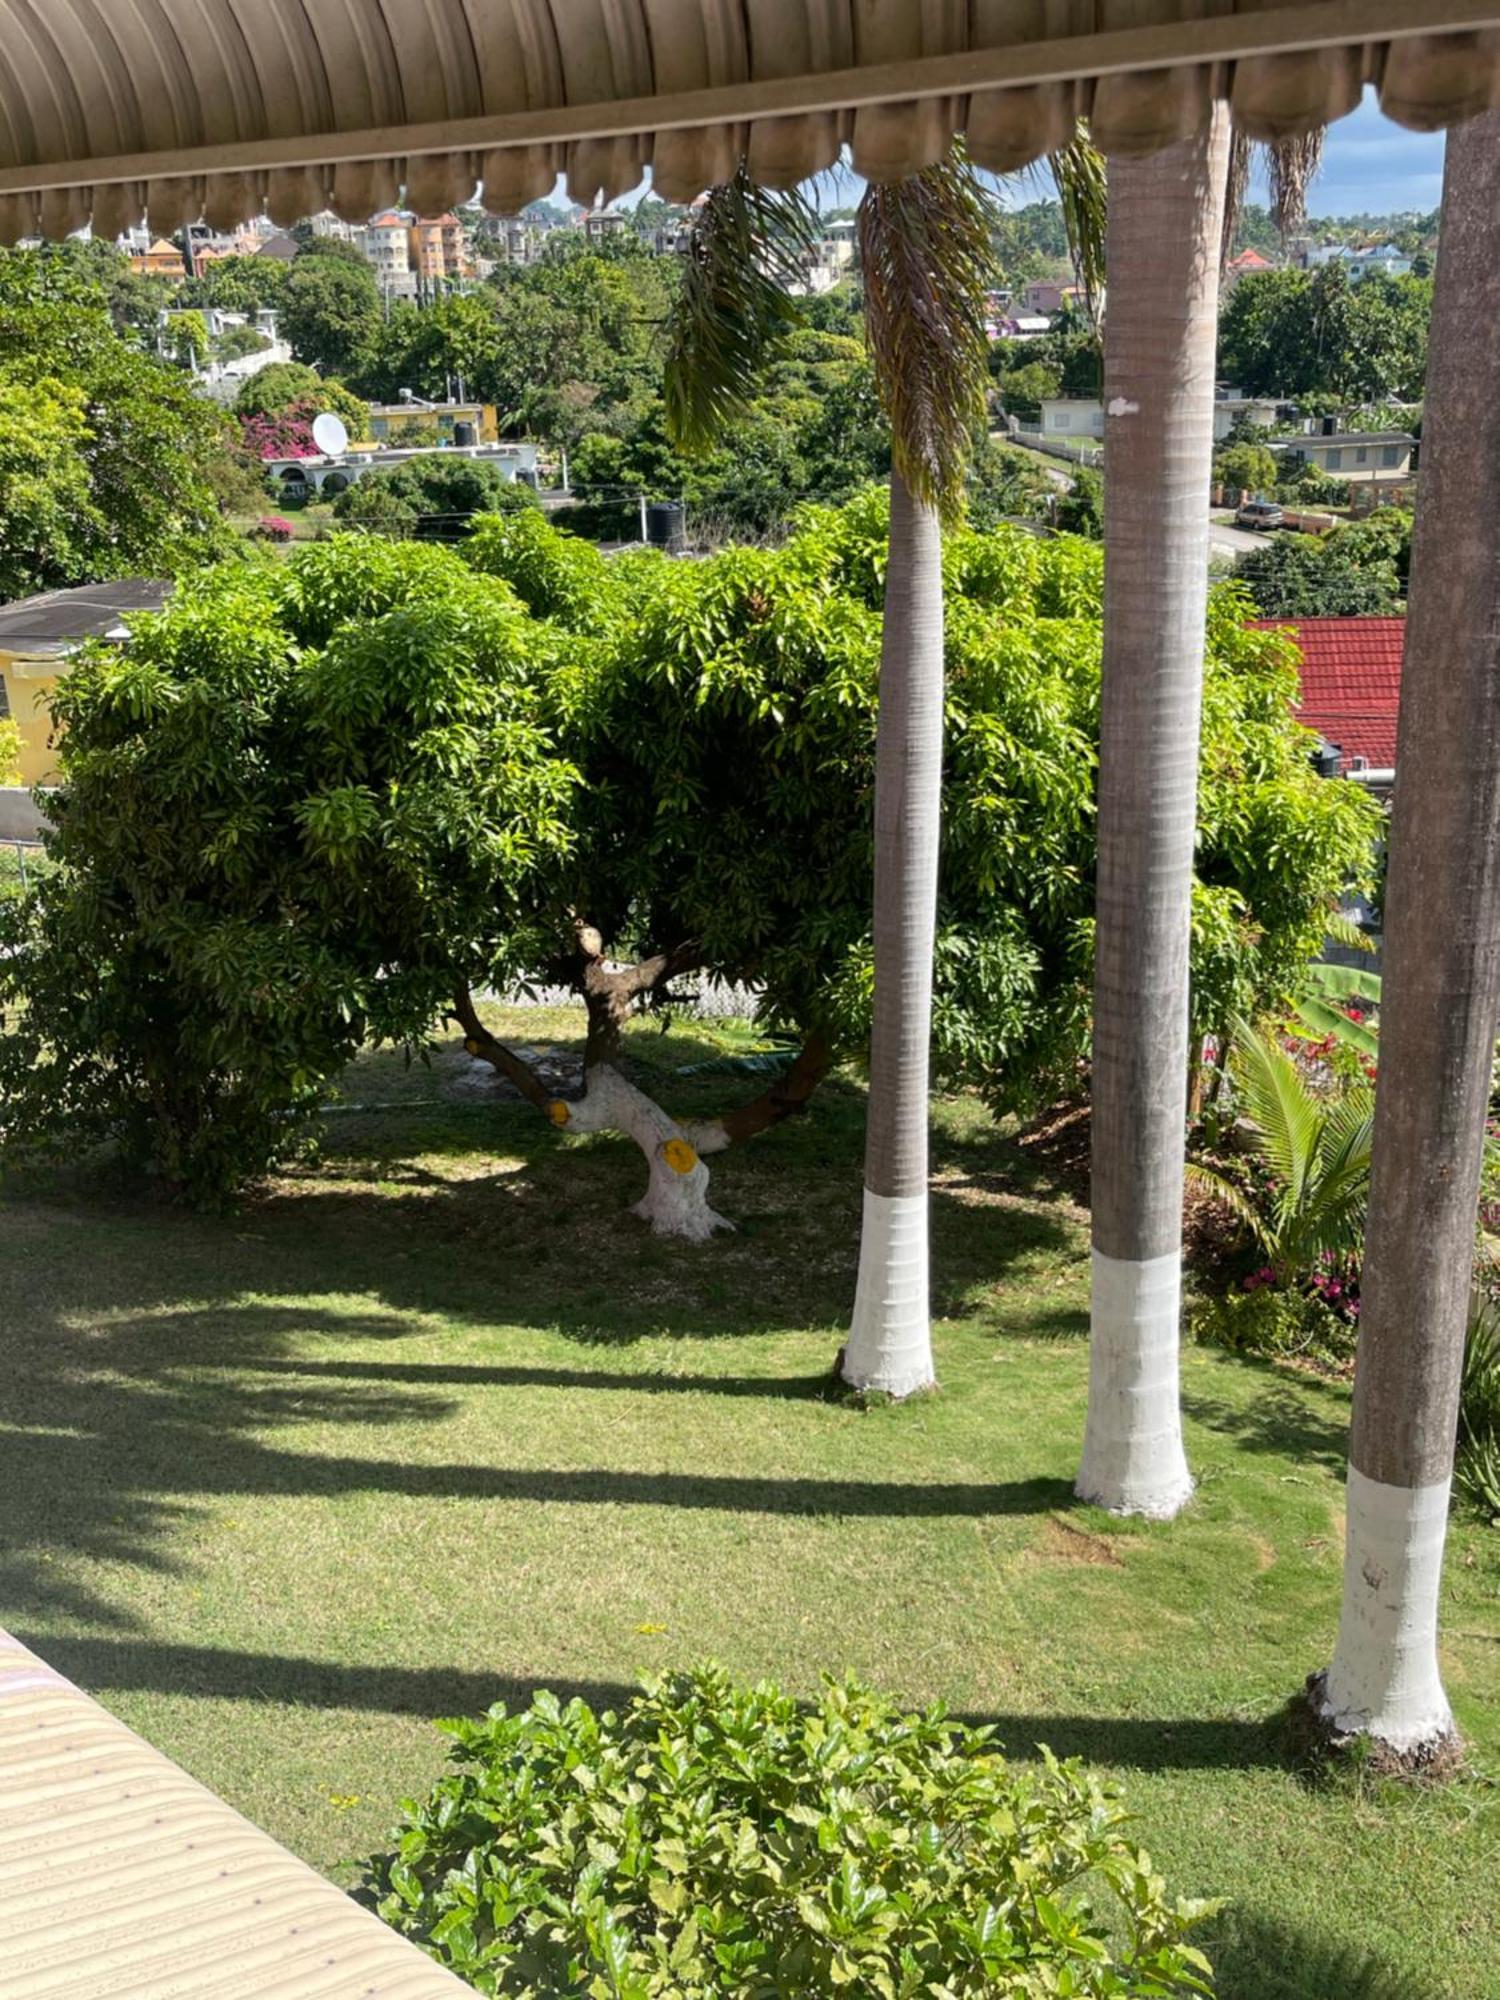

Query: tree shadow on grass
[[1198, 1907, 1436, 2000], [16, 1632, 1294, 1777], [1182, 1369, 1350, 1473]]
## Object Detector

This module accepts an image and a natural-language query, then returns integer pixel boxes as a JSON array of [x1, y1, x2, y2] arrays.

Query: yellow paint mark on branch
[[548, 1100, 571, 1128], [662, 1138, 698, 1175]]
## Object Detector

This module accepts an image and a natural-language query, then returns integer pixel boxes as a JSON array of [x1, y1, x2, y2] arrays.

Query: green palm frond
[[1186, 1159, 1273, 1255], [663, 168, 822, 455], [1230, 1018, 1322, 1209], [1321, 911, 1376, 956], [858, 145, 995, 522], [1051, 129, 1107, 325]]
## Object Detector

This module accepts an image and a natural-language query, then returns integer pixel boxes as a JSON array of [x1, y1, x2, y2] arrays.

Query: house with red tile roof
[[1253, 615, 1405, 779]]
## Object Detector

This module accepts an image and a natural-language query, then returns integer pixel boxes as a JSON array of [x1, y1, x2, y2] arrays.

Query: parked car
[[1235, 498, 1285, 531]]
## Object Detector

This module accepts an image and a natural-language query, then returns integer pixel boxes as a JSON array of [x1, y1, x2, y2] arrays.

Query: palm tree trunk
[[1315, 110, 1500, 1760], [842, 469, 943, 1396], [1077, 106, 1231, 1516]]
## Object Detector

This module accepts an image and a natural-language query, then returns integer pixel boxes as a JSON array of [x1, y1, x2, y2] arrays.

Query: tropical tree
[[1078, 108, 1232, 1518], [1188, 1020, 1374, 1285], [0, 258, 233, 598], [663, 142, 1102, 1395], [1316, 109, 1500, 1764], [0, 509, 1376, 1227]]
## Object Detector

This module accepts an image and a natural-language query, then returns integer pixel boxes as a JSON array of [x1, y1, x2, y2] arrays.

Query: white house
[[266, 440, 542, 498], [1271, 430, 1417, 485]]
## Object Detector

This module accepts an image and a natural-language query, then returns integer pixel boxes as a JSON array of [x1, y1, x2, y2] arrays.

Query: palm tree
[[837, 154, 994, 1397], [665, 149, 993, 1396], [1077, 106, 1232, 1517], [1315, 108, 1500, 1761], [1187, 1019, 1373, 1286]]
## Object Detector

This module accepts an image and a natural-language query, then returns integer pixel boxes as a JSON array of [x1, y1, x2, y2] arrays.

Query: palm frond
[[1322, 910, 1376, 956], [1220, 126, 1253, 276], [1230, 1019, 1321, 1209], [1050, 128, 1107, 326], [1186, 1160, 1273, 1255], [858, 145, 995, 522], [1220, 126, 1324, 270], [1267, 130, 1324, 238], [663, 167, 822, 455]]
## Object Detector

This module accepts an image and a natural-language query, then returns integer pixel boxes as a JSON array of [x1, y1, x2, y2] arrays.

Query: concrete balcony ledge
[[0, 1628, 471, 1998]]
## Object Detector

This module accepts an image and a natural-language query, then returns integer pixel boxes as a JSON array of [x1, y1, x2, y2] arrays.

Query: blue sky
[[1248, 92, 1444, 217]]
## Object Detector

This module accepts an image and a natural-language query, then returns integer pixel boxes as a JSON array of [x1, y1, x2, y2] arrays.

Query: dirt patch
[[443, 1043, 583, 1101], [1014, 1098, 1092, 1204], [1038, 1515, 1125, 1567]]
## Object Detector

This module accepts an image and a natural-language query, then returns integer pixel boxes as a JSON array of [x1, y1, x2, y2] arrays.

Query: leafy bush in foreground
[[366, 1665, 1218, 1997]]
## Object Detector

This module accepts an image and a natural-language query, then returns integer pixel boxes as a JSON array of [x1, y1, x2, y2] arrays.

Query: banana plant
[[1290, 962, 1381, 1058], [1189, 1018, 1374, 1286]]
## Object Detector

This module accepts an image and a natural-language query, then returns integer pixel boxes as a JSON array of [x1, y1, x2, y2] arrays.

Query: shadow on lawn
[[1200, 1908, 1435, 2000], [17, 1632, 1293, 1775], [1182, 1376, 1350, 1473]]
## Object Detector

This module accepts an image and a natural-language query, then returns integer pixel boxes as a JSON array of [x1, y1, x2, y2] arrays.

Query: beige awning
[[1, 1, 1497, 243]]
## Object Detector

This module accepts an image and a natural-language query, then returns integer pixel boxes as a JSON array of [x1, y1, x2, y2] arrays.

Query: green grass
[[0, 1007, 1495, 1998]]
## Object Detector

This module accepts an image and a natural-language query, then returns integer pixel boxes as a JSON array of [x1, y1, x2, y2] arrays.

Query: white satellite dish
[[312, 412, 350, 457]]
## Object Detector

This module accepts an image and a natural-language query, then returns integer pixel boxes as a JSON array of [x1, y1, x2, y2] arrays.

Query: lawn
[[0, 1007, 1495, 1998]]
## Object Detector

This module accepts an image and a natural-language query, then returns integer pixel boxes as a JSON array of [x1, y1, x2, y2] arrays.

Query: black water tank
[[1321, 414, 1339, 436], [453, 420, 478, 448], [646, 501, 686, 553], [1312, 739, 1342, 779]]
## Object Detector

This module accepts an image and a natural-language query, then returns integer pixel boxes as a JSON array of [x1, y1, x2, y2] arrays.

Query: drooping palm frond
[[1050, 128, 1108, 328], [1220, 126, 1326, 274], [858, 145, 995, 522], [663, 167, 822, 455], [1322, 909, 1377, 955]]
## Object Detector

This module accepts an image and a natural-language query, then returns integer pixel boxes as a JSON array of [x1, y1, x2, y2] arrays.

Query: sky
[[1247, 91, 1445, 217], [792, 86, 1447, 221]]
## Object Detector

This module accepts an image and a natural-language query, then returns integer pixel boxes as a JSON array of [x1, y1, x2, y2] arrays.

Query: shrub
[[0, 717, 20, 784], [1190, 1282, 1356, 1367], [365, 1664, 1219, 1998], [253, 515, 294, 544], [1457, 1297, 1500, 1521]]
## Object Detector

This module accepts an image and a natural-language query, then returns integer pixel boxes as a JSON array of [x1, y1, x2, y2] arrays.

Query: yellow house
[[364, 401, 499, 445], [0, 581, 173, 787]]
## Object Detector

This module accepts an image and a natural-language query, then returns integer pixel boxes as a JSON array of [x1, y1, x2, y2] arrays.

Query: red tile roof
[[1251, 616, 1405, 770]]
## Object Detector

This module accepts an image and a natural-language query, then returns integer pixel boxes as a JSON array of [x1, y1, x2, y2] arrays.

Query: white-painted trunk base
[[564, 1065, 732, 1242], [1076, 1248, 1194, 1518], [842, 1187, 936, 1397], [1318, 1465, 1456, 1752]]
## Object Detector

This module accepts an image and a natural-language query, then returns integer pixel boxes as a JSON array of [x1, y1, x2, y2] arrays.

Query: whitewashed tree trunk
[[1078, 108, 1230, 1516], [842, 471, 943, 1398], [1315, 110, 1500, 1761], [559, 1063, 733, 1241]]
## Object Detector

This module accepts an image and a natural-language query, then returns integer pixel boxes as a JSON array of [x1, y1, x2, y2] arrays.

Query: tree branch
[[452, 986, 557, 1117], [685, 1033, 834, 1153]]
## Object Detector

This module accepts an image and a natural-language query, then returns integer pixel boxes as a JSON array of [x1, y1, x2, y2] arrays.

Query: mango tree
[[0, 512, 1378, 1235]]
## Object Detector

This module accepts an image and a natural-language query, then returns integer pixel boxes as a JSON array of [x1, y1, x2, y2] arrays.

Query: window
[[1382, 445, 1400, 467], [0, 676, 9, 720], [1356, 448, 1369, 465], [1051, 411, 1069, 429], [1326, 448, 1343, 470]]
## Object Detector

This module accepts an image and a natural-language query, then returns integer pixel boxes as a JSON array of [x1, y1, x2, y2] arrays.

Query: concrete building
[[1272, 429, 1417, 485], [267, 439, 540, 499], [410, 213, 470, 285], [0, 581, 173, 794]]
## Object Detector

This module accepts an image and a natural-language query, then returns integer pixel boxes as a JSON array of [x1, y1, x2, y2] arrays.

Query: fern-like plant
[[1457, 1295, 1500, 1520], [1189, 1018, 1374, 1286]]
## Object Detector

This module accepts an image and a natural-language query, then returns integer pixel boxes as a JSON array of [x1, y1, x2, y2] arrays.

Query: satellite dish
[[312, 412, 350, 457]]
